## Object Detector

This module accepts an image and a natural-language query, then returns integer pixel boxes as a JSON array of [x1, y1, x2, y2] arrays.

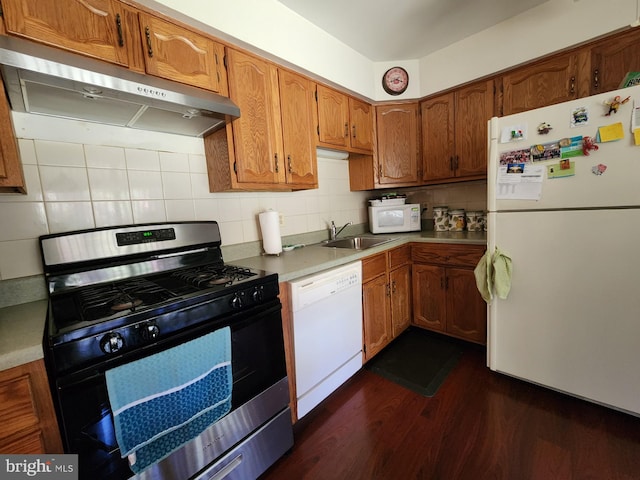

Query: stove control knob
[[100, 332, 124, 354], [231, 293, 243, 309], [140, 322, 160, 341], [252, 286, 264, 302]]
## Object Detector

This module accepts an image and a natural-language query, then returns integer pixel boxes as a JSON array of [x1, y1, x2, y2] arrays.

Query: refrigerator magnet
[[591, 164, 607, 175], [571, 107, 589, 127], [500, 124, 527, 143]]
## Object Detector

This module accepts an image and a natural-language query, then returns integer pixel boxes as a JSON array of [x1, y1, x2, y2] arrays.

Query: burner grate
[[172, 265, 256, 289], [78, 279, 176, 322]]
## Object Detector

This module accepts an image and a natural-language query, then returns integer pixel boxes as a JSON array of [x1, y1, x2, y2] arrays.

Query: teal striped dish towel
[[105, 327, 232, 474]]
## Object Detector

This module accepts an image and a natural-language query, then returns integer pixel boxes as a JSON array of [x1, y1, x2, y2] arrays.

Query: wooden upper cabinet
[[588, 28, 640, 95], [501, 52, 579, 115], [226, 49, 283, 185], [1, 0, 142, 70], [375, 103, 419, 186], [454, 80, 493, 178], [206, 49, 317, 191], [421, 80, 492, 184], [316, 85, 373, 153], [278, 69, 318, 186], [421, 92, 454, 182], [138, 13, 226, 93], [0, 82, 25, 193], [348, 97, 374, 152], [316, 84, 350, 149]]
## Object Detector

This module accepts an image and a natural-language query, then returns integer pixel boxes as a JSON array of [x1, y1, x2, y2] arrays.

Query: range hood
[[0, 35, 240, 137]]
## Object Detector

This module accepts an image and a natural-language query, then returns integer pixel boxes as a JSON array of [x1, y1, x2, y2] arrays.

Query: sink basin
[[322, 236, 395, 250]]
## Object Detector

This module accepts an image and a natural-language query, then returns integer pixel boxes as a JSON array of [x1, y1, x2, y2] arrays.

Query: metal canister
[[465, 211, 483, 232], [448, 209, 465, 231], [433, 206, 449, 231]]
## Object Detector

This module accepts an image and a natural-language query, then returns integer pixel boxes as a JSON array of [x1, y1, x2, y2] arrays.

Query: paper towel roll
[[258, 210, 282, 255]]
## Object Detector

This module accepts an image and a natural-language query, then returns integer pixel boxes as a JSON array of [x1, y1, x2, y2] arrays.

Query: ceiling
[[277, 0, 549, 62]]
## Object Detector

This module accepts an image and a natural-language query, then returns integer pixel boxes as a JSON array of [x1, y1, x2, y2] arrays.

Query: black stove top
[[40, 222, 279, 376]]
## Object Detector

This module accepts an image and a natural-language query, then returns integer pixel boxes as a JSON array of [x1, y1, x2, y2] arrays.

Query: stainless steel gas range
[[39, 222, 293, 480]]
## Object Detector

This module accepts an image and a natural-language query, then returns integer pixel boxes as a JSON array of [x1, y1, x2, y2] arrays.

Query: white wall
[[142, 0, 638, 100], [419, 0, 638, 96], [0, 114, 369, 280]]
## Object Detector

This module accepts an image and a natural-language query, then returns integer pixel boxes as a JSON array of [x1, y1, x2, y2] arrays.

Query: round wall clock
[[382, 66, 409, 95]]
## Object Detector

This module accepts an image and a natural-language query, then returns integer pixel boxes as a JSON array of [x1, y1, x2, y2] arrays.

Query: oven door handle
[[200, 454, 243, 480], [152, 247, 210, 259]]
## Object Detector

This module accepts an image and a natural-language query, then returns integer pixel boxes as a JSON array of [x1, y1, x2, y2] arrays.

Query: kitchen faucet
[[330, 221, 352, 240]]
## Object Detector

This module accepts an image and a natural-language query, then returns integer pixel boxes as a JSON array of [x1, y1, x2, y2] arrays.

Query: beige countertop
[[0, 299, 47, 371], [0, 231, 485, 371], [233, 231, 486, 282]]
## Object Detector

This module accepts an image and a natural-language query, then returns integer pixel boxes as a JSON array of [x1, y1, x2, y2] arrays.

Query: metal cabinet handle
[[386, 284, 391, 297], [145, 27, 153, 57], [287, 155, 293, 174], [115, 14, 124, 47], [569, 76, 575, 94], [392, 280, 397, 293], [344, 122, 349, 138], [454, 155, 459, 171], [593, 69, 599, 90], [352, 124, 356, 139], [274, 154, 279, 173]]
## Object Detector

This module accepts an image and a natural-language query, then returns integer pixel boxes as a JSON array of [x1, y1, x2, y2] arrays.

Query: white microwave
[[368, 203, 421, 234]]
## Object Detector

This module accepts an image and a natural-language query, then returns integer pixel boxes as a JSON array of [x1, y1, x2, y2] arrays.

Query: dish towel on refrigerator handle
[[105, 327, 232, 474], [474, 247, 513, 303]]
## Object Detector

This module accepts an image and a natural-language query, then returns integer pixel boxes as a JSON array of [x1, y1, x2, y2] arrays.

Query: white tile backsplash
[[0, 203, 48, 241], [45, 202, 95, 233], [39, 165, 91, 201], [35, 140, 85, 167], [85, 145, 126, 169], [93, 201, 134, 227], [0, 115, 483, 280], [87, 168, 130, 201]]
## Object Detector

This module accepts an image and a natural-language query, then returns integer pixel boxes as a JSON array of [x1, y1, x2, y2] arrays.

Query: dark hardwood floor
[[261, 339, 640, 480]]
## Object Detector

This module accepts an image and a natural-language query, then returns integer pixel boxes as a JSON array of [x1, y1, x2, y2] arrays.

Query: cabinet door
[[412, 264, 446, 332], [363, 274, 392, 362], [446, 268, 487, 344], [421, 93, 454, 182], [138, 13, 224, 92], [589, 28, 640, 95], [502, 53, 578, 115], [2, 0, 134, 67], [226, 50, 284, 185], [0, 360, 63, 454], [390, 264, 412, 338], [278, 70, 317, 187], [454, 80, 493, 178], [0, 84, 25, 193], [316, 85, 349, 149], [376, 103, 419, 185], [349, 97, 374, 152]]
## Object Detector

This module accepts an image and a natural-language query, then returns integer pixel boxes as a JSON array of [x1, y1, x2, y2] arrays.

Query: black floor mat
[[365, 327, 464, 397]]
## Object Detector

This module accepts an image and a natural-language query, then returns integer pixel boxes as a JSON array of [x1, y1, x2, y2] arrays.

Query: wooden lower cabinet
[[412, 244, 486, 344], [0, 360, 63, 453], [362, 245, 412, 361]]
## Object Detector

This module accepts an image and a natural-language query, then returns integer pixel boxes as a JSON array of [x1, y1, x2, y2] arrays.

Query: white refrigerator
[[487, 83, 640, 416]]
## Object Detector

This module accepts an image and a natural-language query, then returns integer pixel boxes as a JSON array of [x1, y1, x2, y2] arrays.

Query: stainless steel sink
[[322, 236, 396, 250]]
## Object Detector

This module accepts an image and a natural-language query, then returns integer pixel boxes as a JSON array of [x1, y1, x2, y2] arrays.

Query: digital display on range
[[116, 228, 176, 246]]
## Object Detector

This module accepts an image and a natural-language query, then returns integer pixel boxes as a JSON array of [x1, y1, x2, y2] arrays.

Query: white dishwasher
[[289, 261, 363, 419]]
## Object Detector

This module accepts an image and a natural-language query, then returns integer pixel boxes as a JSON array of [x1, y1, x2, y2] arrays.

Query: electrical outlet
[[279, 214, 284, 226]]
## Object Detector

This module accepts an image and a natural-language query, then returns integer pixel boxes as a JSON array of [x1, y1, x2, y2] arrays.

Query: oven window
[[52, 302, 286, 479]]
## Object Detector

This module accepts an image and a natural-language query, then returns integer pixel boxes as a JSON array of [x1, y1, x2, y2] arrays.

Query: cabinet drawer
[[388, 244, 411, 269], [362, 252, 387, 283], [412, 243, 485, 268], [0, 374, 39, 440]]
